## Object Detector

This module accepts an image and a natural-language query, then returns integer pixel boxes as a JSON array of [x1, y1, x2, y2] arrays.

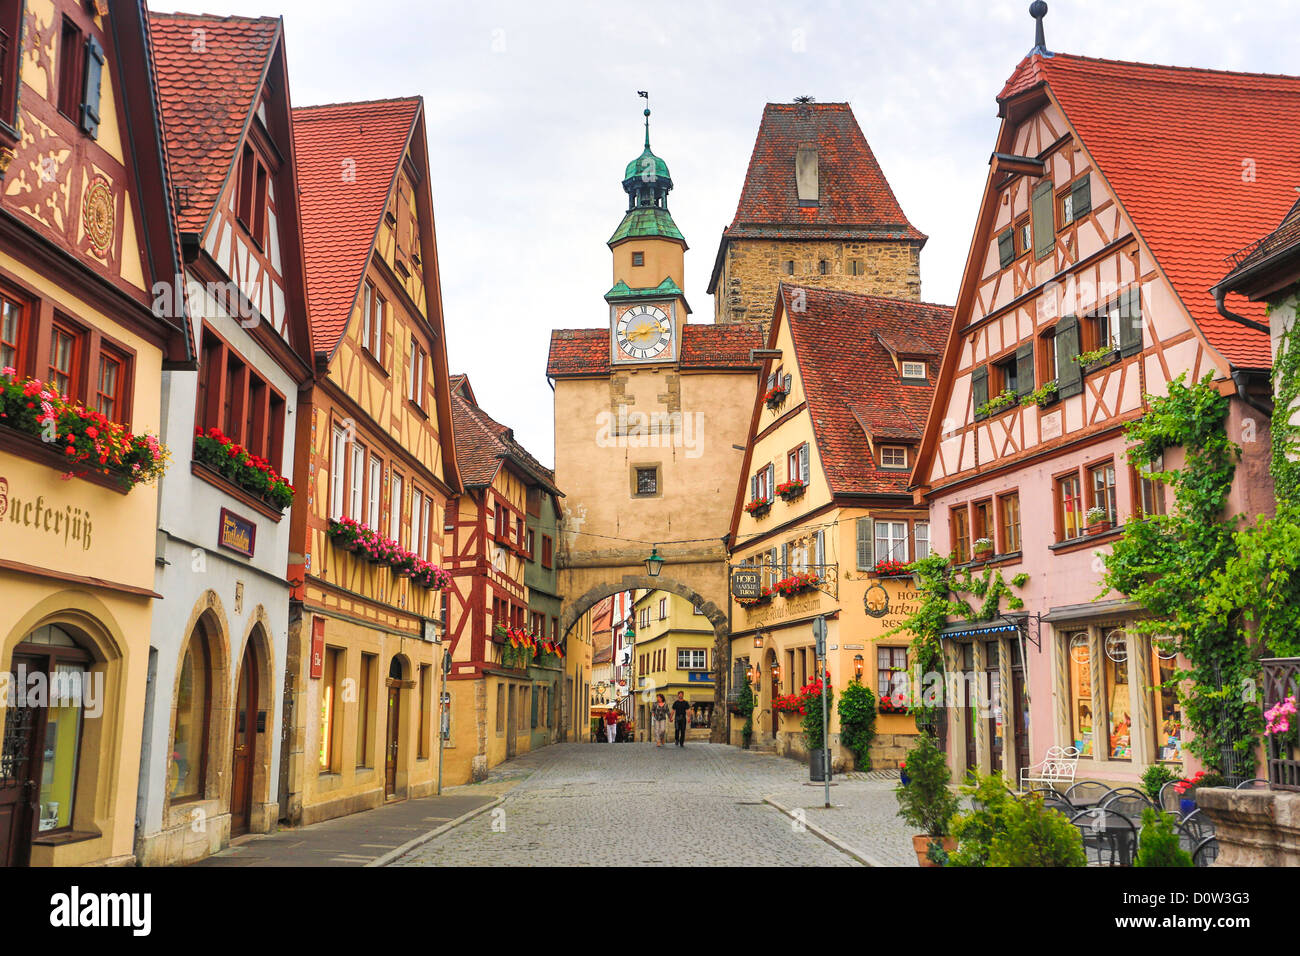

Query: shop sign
[[0, 477, 94, 551], [687, 671, 714, 683], [864, 583, 889, 618], [730, 569, 761, 599], [310, 617, 325, 679], [218, 508, 256, 558]]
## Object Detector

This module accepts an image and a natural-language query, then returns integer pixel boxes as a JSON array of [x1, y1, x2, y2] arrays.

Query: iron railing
[[1262, 657, 1300, 792]]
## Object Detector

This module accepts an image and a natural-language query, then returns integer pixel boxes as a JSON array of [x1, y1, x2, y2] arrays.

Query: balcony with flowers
[[763, 382, 788, 410], [0, 367, 168, 492], [192, 425, 293, 516], [326, 517, 451, 590]]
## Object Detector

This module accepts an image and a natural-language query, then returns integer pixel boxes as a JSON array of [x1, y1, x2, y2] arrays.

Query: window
[[950, 506, 971, 564], [389, 472, 404, 544], [750, 462, 775, 501], [1152, 646, 1183, 762], [998, 493, 1021, 554], [996, 228, 1014, 268], [1103, 630, 1130, 760], [541, 535, 553, 569], [349, 441, 366, 521], [1038, 327, 1058, 384], [329, 424, 347, 521], [1088, 301, 1123, 353], [0, 1, 24, 126], [57, 18, 83, 120], [320, 647, 341, 771], [877, 646, 908, 702], [235, 144, 270, 247], [1057, 175, 1092, 230], [48, 319, 80, 396], [1089, 461, 1117, 525], [992, 354, 1018, 395], [0, 291, 25, 372], [914, 521, 930, 559], [418, 665, 431, 759], [658, 597, 667, 620], [635, 466, 658, 497], [408, 337, 426, 407], [362, 281, 385, 363], [901, 361, 926, 380], [356, 653, 374, 767], [874, 521, 907, 563], [972, 499, 994, 545], [196, 328, 285, 468], [1066, 633, 1093, 756], [818, 259, 828, 275], [678, 649, 707, 671], [1057, 473, 1083, 540], [1015, 215, 1032, 258], [880, 445, 907, 469], [367, 455, 383, 530], [631, 251, 644, 266], [1134, 460, 1167, 518], [787, 443, 810, 482], [855, 517, 874, 569], [496, 685, 505, 734], [171, 625, 212, 800], [411, 487, 428, 558], [848, 258, 864, 276], [783, 260, 795, 275]]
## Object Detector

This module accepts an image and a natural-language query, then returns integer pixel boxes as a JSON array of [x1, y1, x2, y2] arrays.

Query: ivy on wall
[[1101, 372, 1259, 773]]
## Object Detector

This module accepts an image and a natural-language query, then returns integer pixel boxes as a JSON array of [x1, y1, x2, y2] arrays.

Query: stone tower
[[707, 101, 927, 333]]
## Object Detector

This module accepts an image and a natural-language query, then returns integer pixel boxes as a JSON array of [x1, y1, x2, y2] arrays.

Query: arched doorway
[[385, 656, 406, 798], [1, 624, 95, 867], [229, 639, 260, 837], [763, 647, 779, 740]]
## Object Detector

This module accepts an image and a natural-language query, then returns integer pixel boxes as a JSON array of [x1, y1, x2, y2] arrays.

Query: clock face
[[615, 304, 673, 362]]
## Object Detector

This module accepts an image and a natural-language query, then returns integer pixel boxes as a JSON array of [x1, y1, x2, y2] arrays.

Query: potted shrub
[[1085, 506, 1110, 534], [736, 678, 756, 749], [972, 537, 994, 561], [898, 761, 909, 786], [1134, 807, 1193, 867], [945, 774, 1086, 867], [894, 734, 960, 866], [1140, 763, 1179, 803]]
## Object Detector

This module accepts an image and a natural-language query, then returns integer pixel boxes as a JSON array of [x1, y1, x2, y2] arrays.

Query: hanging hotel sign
[[218, 508, 256, 558], [863, 583, 889, 618], [730, 569, 761, 600]]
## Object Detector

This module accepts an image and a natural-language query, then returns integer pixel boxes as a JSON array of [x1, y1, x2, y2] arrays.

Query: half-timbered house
[[0, 0, 190, 867], [911, 34, 1296, 787], [286, 97, 459, 826], [443, 374, 564, 784], [135, 12, 316, 865]]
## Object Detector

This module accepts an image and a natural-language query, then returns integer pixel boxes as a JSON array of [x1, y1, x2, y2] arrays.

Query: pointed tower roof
[[610, 103, 684, 246]]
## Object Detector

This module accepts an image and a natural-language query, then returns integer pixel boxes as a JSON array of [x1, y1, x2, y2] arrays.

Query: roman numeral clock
[[612, 302, 677, 364]]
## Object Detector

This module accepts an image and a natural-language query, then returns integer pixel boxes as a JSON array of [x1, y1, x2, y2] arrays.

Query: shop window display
[[1152, 645, 1183, 762], [1068, 632, 1093, 756], [1105, 630, 1131, 760]]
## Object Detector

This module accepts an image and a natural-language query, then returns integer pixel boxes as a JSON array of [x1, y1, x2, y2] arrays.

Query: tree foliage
[[894, 733, 960, 837], [1134, 807, 1193, 867], [837, 679, 878, 770]]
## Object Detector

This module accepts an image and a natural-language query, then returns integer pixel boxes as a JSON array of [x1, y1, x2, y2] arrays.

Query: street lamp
[[644, 546, 664, 577], [753, 633, 763, 649], [854, 654, 864, 681], [771, 660, 780, 690]]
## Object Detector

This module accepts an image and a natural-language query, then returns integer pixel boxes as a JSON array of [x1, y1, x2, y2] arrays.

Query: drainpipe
[[1214, 286, 1270, 335], [1231, 369, 1275, 420]]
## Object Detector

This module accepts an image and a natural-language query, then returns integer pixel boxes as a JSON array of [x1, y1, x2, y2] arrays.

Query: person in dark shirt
[[670, 691, 690, 747]]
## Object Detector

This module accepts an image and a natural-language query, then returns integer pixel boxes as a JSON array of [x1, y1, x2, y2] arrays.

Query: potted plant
[[1074, 345, 1119, 373], [1019, 380, 1059, 409], [873, 559, 910, 578], [738, 585, 773, 609], [972, 537, 994, 561], [898, 760, 910, 786], [744, 497, 772, 519], [1172, 769, 1226, 816], [1085, 506, 1110, 534], [975, 388, 1018, 419], [775, 478, 806, 501], [894, 734, 960, 866], [763, 382, 788, 409], [737, 678, 756, 749]]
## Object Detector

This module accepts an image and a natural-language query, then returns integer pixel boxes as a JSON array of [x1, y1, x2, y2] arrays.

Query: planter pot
[[765, 392, 788, 410], [1180, 796, 1196, 816], [912, 835, 958, 867], [899, 769, 910, 786], [1087, 521, 1111, 535], [809, 748, 832, 782], [747, 503, 771, 519], [973, 548, 993, 562]]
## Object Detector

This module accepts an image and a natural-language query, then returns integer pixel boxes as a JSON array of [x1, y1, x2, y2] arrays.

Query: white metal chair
[[1019, 745, 1081, 792]]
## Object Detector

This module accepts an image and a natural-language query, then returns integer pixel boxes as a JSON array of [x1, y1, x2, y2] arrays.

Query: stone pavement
[[393, 742, 918, 867], [193, 788, 503, 867]]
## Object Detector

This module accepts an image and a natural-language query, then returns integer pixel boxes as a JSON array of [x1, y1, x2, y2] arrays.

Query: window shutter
[[750, 474, 758, 501], [971, 364, 989, 418], [1031, 180, 1055, 260], [1056, 315, 1083, 397], [80, 36, 105, 138], [799, 444, 810, 483], [780, 543, 789, 577], [814, 530, 825, 570], [783, 373, 792, 391], [997, 228, 1015, 268], [1072, 176, 1092, 219], [1015, 342, 1035, 397], [766, 462, 775, 495], [1118, 287, 1143, 357], [856, 517, 874, 570], [767, 372, 776, 390]]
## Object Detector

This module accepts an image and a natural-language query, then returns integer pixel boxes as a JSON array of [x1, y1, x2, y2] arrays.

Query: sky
[[156, 0, 1297, 466]]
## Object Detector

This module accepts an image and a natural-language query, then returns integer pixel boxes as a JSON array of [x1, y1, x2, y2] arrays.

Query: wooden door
[[229, 646, 257, 837], [385, 684, 399, 797], [962, 644, 977, 774], [506, 686, 517, 758], [0, 658, 41, 867], [1012, 647, 1030, 775]]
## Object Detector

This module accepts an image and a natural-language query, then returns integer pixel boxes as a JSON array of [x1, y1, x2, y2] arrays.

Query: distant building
[[632, 590, 716, 739]]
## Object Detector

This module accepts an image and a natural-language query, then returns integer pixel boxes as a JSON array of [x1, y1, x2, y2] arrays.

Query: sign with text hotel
[[218, 508, 256, 558]]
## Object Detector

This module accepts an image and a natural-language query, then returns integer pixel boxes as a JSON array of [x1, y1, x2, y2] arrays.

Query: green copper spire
[[611, 93, 682, 246]]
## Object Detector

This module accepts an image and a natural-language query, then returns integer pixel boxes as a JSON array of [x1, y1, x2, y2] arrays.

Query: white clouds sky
[[155, 0, 1297, 466]]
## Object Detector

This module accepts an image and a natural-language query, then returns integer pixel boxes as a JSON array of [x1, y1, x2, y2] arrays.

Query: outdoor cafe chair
[[1192, 836, 1219, 867], [1070, 807, 1137, 866], [1177, 809, 1216, 858], [1158, 780, 1184, 816], [1064, 780, 1111, 809], [1099, 786, 1154, 822], [1234, 778, 1270, 790]]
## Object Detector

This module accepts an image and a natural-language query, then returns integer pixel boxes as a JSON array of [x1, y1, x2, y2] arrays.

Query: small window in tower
[[783, 261, 795, 276], [848, 259, 864, 276], [818, 260, 828, 275], [632, 252, 644, 267]]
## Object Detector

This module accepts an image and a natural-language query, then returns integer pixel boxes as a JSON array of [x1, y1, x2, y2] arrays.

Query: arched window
[[171, 623, 212, 800]]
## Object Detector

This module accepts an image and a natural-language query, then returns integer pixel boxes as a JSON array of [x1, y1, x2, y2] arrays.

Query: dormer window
[[901, 360, 926, 380], [236, 143, 270, 247], [880, 446, 908, 469]]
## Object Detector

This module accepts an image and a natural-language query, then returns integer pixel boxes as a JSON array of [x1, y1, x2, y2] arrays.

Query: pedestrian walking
[[650, 694, 669, 747], [603, 707, 618, 744], [671, 691, 690, 747]]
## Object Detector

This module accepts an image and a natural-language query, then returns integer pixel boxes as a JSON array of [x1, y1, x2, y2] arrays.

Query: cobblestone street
[[393, 743, 918, 867]]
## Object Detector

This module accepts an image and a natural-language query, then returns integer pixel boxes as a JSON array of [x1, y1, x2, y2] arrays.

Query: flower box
[[739, 587, 773, 609], [873, 559, 911, 578], [972, 538, 994, 560], [763, 386, 788, 410], [773, 572, 819, 598], [775, 479, 806, 501], [327, 518, 451, 589], [193, 425, 293, 512], [744, 498, 772, 519]]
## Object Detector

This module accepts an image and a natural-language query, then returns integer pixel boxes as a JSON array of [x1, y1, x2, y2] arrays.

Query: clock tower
[[607, 103, 688, 366]]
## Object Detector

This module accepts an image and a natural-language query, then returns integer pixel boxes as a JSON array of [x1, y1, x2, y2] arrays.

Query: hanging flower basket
[[327, 518, 450, 588], [744, 498, 772, 519], [738, 586, 773, 609], [776, 479, 806, 501]]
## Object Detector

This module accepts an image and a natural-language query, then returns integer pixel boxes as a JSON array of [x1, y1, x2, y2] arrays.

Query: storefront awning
[[938, 614, 1027, 641], [1040, 600, 1141, 624]]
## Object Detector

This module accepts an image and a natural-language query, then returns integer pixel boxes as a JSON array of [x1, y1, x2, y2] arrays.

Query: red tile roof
[[780, 286, 950, 497], [292, 99, 420, 353], [450, 375, 558, 494], [547, 324, 762, 377], [148, 13, 279, 235], [722, 103, 925, 243], [998, 52, 1300, 368]]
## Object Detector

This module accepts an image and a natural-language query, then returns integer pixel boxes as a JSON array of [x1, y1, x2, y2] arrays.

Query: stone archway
[[559, 570, 731, 742]]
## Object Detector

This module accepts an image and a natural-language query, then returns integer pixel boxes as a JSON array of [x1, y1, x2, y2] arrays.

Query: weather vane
[[637, 90, 650, 146]]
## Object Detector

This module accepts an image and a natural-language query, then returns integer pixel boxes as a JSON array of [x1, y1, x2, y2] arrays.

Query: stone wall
[[1197, 787, 1300, 866], [714, 238, 923, 331]]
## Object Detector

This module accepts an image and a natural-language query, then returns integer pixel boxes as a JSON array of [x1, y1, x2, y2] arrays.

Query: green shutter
[[1072, 176, 1092, 219], [1056, 315, 1083, 398], [81, 36, 105, 139], [971, 364, 989, 418], [856, 517, 874, 570], [1015, 342, 1036, 396], [1118, 286, 1143, 357], [997, 229, 1015, 268], [1032, 180, 1055, 260]]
